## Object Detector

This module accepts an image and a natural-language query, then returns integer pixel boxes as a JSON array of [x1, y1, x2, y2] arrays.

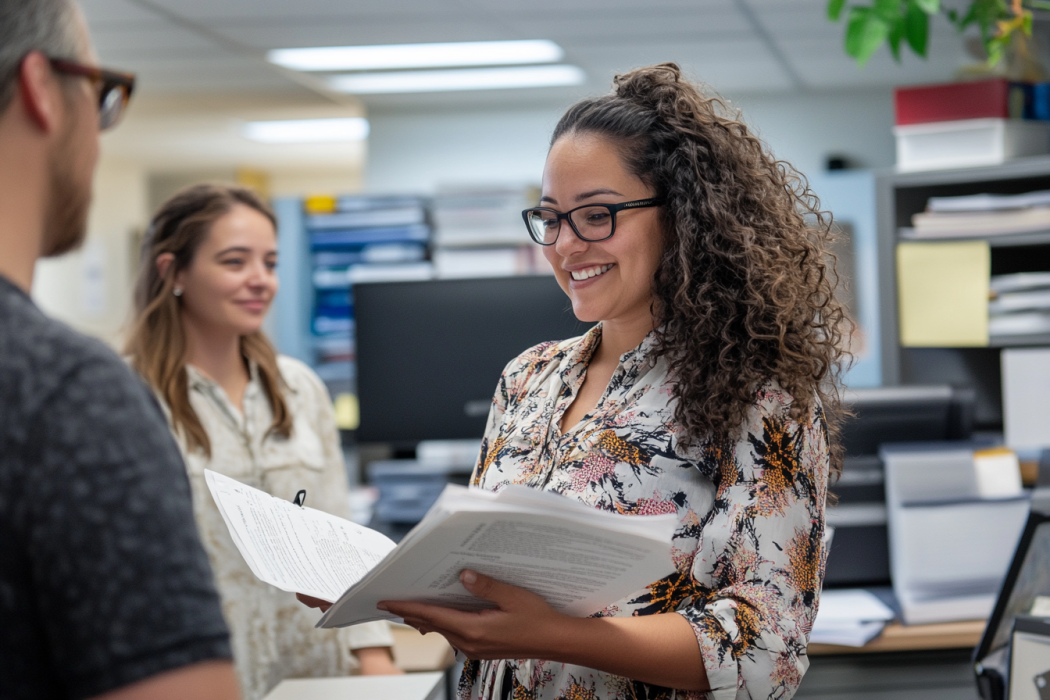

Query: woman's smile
[[568, 263, 614, 282]]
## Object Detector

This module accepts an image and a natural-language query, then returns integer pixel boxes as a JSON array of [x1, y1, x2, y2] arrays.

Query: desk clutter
[[882, 442, 1029, 625], [895, 186, 1050, 348]]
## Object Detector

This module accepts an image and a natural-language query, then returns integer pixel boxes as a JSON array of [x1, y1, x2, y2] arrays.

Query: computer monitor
[[354, 275, 593, 447]]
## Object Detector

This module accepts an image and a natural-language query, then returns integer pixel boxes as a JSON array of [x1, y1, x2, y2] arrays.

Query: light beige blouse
[[161, 355, 394, 700]]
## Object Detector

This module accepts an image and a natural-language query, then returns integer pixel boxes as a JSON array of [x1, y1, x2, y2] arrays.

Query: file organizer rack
[[272, 195, 434, 415], [876, 155, 1050, 428]]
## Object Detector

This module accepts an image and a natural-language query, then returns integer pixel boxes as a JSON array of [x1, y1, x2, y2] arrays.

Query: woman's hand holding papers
[[376, 570, 709, 691], [378, 569, 567, 661]]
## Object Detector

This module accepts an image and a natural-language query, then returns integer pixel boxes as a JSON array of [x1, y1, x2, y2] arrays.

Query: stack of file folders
[[306, 195, 433, 391], [902, 189, 1050, 240], [430, 187, 544, 278], [899, 189, 1050, 341], [989, 272, 1050, 339]]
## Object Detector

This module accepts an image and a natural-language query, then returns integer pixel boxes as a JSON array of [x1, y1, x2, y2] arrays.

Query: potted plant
[[828, 0, 1049, 78]]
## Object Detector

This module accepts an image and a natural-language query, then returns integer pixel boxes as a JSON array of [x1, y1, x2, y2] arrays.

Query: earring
[[173, 287, 183, 297]]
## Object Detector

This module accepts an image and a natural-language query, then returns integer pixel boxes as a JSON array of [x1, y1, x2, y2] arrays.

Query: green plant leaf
[[888, 15, 904, 60], [873, 0, 903, 22], [1028, 0, 1050, 10], [905, 0, 930, 56], [1022, 12, 1034, 35], [970, 0, 1009, 40], [913, 0, 939, 13], [828, 0, 848, 20], [846, 6, 891, 64]]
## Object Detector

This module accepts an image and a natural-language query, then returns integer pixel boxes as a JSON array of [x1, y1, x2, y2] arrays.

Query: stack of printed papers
[[811, 589, 896, 647], [204, 471, 678, 629]]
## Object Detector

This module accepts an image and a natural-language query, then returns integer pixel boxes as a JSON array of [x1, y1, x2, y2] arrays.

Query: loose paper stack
[[811, 589, 895, 647], [990, 273, 1050, 340], [204, 471, 679, 629], [904, 189, 1050, 239]]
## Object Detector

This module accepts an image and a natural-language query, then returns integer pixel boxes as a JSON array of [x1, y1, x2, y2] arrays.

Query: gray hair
[[0, 0, 84, 113]]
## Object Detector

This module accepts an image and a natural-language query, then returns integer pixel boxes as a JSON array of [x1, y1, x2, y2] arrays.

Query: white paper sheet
[[205, 470, 396, 602], [815, 589, 895, 623], [809, 589, 895, 647]]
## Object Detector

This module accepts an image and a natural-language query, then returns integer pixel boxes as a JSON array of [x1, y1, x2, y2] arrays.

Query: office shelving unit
[[430, 186, 548, 277], [273, 195, 434, 417], [876, 155, 1050, 427]]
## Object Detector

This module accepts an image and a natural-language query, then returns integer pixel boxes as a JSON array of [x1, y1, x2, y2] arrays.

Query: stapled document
[[204, 470, 678, 629]]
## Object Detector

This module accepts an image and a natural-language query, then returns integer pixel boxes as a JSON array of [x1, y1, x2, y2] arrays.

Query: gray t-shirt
[[0, 276, 232, 699]]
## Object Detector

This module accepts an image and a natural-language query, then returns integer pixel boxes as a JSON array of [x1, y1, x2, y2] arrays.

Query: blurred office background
[[46, 2, 1050, 697], [41, 0, 974, 370]]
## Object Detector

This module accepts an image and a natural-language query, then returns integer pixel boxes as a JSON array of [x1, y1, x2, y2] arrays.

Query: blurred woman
[[126, 184, 399, 700]]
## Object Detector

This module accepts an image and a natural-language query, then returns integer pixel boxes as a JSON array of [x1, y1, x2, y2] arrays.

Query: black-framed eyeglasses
[[521, 198, 664, 246], [48, 58, 136, 131]]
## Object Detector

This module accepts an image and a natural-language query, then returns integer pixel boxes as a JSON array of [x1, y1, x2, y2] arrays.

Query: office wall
[[33, 157, 148, 348], [364, 88, 896, 193], [39, 88, 895, 351], [31, 159, 365, 347]]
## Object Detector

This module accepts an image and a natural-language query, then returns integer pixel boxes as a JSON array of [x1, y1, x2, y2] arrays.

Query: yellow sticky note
[[333, 393, 360, 431], [897, 240, 989, 347], [304, 195, 337, 215]]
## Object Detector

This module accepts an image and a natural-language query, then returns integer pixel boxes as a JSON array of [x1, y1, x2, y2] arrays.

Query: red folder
[[895, 79, 1011, 125]]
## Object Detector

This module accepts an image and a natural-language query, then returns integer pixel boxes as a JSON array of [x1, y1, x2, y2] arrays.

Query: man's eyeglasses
[[48, 58, 135, 131], [521, 198, 664, 246]]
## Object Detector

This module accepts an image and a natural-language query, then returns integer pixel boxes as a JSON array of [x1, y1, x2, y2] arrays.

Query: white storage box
[[881, 442, 1030, 624], [895, 118, 1050, 172]]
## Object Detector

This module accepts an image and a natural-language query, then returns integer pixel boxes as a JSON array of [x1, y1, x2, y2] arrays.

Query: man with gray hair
[[0, 2, 240, 698]]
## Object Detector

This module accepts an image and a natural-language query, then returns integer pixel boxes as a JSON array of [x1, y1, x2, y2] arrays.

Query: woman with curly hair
[[305, 63, 848, 700]]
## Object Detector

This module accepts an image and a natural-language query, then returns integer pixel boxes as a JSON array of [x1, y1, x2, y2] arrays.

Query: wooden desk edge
[[808, 619, 986, 655]]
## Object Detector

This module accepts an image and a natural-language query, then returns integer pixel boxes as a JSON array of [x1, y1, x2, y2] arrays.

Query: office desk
[[809, 619, 985, 655], [263, 671, 445, 700]]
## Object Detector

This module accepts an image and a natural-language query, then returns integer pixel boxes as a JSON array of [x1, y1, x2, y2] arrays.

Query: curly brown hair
[[552, 63, 851, 472]]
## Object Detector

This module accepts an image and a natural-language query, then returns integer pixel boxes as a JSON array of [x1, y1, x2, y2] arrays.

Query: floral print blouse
[[462, 325, 830, 700]]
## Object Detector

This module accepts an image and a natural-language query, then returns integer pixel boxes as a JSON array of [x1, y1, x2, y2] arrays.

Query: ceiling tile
[[137, 0, 457, 20], [574, 39, 794, 93], [507, 9, 752, 44], [122, 56, 288, 93], [210, 17, 510, 50], [467, 0, 737, 11], [782, 33, 969, 89], [91, 23, 228, 56], [80, 0, 160, 26]]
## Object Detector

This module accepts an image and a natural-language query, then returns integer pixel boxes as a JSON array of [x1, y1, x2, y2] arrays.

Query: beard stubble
[[41, 105, 91, 258]]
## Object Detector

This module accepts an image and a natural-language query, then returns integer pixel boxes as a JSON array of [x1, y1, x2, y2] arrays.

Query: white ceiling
[[81, 0, 976, 110]]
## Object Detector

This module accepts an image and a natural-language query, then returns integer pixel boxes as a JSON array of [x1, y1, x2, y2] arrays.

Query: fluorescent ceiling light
[[328, 65, 586, 94], [242, 117, 369, 143], [269, 40, 564, 72]]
